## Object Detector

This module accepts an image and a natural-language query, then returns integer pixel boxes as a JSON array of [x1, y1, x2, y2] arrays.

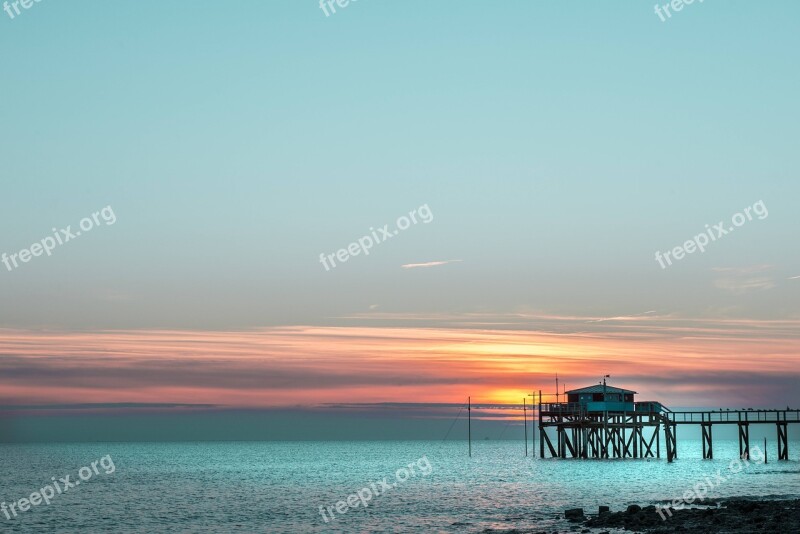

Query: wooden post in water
[[523, 398, 528, 457], [532, 394, 536, 458], [468, 396, 472, 457], [538, 390, 544, 459], [528, 391, 537, 458], [764, 438, 767, 464], [656, 424, 661, 458]]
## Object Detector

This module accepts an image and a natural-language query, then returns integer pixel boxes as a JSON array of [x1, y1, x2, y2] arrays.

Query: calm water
[[1, 440, 798, 533]]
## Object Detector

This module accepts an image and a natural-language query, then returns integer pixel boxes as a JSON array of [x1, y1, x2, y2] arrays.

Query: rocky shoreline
[[563, 498, 800, 533]]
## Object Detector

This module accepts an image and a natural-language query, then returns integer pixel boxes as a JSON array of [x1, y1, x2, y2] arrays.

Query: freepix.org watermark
[[656, 446, 764, 520], [319, 0, 359, 17], [318, 456, 432, 523], [2, 205, 117, 273], [2, 455, 115, 520], [3, 0, 44, 21], [319, 204, 433, 271], [654, 0, 704, 22], [655, 200, 767, 269]]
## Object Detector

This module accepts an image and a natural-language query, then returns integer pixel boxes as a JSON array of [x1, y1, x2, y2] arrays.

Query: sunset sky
[[2, 312, 799, 410], [1, 1, 799, 440]]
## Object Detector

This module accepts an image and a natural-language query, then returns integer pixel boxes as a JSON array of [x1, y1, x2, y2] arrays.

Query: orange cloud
[[1, 313, 798, 409]]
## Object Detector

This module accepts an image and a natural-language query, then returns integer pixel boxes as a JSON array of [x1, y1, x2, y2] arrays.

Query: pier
[[536, 381, 800, 462]]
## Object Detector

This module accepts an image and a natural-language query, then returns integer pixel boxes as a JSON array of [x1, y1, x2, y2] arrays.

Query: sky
[[1, 1, 799, 440]]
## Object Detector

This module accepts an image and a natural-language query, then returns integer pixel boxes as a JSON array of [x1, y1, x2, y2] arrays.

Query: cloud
[[586, 310, 658, 323], [1, 313, 799, 409], [711, 265, 774, 275], [788, 275, 800, 280], [401, 260, 462, 269], [712, 266, 776, 294]]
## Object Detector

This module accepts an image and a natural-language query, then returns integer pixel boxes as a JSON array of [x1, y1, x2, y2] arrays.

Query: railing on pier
[[667, 409, 800, 424], [540, 401, 668, 415], [540, 402, 583, 414]]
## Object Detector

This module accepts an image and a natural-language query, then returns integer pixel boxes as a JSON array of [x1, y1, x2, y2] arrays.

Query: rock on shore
[[582, 498, 800, 533]]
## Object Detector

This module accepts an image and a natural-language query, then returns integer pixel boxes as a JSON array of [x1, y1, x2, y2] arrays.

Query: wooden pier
[[536, 383, 800, 462], [668, 408, 800, 461]]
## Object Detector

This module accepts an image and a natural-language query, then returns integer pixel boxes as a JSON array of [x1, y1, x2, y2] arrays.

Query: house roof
[[565, 384, 637, 395]]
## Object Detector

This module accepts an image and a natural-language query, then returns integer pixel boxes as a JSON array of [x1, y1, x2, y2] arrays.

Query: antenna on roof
[[556, 373, 559, 404]]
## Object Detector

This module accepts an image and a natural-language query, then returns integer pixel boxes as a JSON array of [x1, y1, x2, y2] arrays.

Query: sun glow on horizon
[[1, 315, 799, 409]]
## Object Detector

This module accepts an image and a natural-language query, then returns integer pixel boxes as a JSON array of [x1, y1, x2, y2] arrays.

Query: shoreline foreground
[[563, 497, 800, 533]]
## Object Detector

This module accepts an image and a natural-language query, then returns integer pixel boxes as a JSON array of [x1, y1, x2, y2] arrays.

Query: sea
[[1, 440, 798, 533]]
